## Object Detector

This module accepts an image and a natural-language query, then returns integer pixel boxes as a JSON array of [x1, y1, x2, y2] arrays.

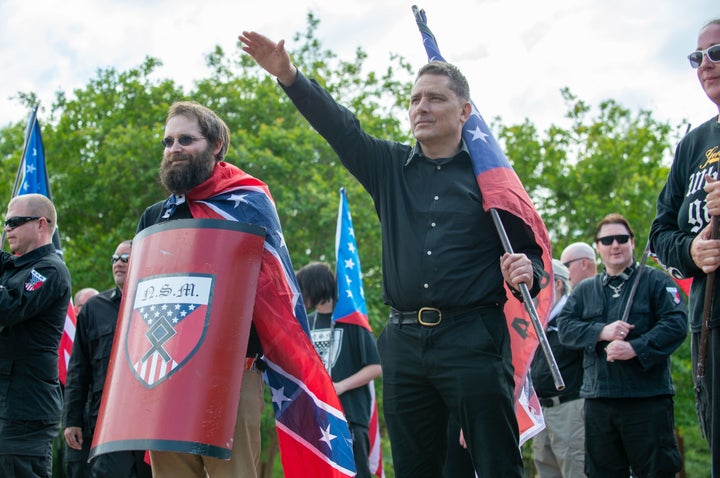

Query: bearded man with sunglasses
[[0, 193, 71, 478], [63, 240, 151, 478], [650, 18, 720, 476], [558, 213, 686, 477]]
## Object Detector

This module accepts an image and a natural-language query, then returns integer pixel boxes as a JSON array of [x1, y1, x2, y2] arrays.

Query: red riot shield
[[90, 219, 265, 460]]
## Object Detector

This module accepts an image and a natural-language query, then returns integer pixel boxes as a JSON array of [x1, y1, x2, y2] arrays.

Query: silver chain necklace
[[608, 281, 624, 298]]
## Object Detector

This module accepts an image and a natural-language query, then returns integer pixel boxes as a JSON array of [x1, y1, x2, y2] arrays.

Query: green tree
[[497, 87, 676, 254]]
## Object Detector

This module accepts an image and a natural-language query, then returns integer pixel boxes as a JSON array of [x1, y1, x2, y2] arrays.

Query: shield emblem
[[310, 328, 343, 371], [126, 273, 214, 388]]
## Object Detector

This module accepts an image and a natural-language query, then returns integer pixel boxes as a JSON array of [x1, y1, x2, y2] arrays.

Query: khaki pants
[[150, 369, 264, 478], [532, 398, 586, 478]]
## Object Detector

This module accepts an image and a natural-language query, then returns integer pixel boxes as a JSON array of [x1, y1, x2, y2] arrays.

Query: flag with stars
[[333, 188, 385, 477], [16, 107, 76, 386], [333, 188, 372, 331], [413, 7, 553, 443], [181, 162, 356, 477], [127, 274, 214, 388]]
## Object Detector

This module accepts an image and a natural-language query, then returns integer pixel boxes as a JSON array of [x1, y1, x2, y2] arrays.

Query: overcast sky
[[1, 0, 718, 142]]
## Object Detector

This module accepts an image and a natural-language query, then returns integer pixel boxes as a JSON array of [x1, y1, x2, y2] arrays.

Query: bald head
[[4, 194, 57, 255], [560, 242, 597, 287], [74, 288, 99, 315]]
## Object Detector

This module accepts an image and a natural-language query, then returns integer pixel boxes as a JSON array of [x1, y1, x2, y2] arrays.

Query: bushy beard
[[159, 147, 216, 194]]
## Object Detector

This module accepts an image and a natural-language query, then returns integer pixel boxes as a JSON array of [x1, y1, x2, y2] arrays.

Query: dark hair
[[416, 61, 470, 101], [167, 101, 230, 161], [594, 213, 635, 242], [296, 262, 337, 309]]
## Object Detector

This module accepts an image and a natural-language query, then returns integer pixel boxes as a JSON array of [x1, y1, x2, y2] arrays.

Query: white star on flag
[[228, 193, 248, 208], [319, 424, 337, 449], [469, 124, 489, 143], [271, 385, 292, 410]]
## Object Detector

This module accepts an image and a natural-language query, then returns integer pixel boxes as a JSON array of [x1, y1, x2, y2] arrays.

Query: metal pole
[[620, 240, 650, 323], [2, 105, 39, 249], [490, 208, 565, 391]]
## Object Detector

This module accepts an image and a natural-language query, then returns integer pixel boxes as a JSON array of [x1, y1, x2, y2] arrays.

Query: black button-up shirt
[[284, 71, 543, 310]]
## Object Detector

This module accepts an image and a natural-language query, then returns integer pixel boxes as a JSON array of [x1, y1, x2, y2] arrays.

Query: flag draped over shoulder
[[180, 162, 356, 478], [15, 108, 76, 386], [333, 188, 384, 477], [413, 6, 554, 443]]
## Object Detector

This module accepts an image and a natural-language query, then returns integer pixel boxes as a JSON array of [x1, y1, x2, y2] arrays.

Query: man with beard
[[135, 101, 290, 478]]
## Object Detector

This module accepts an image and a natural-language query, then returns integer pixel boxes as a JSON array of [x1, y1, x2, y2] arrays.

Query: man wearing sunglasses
[[558, 214, 686, 477], [0, 193, 72, 478], [651, 18, 720, 475], [133, 101, 334, 478], [63, 240, 151, 478], [560, 242, 597, 288]]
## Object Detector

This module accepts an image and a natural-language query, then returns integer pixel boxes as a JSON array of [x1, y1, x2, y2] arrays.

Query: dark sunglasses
[[4, 216, 48, 230], [688, 44, 720, 69], [112, 253, 130, 264], [562, 257, 591, 268], [161, 135, 205, 148], [597, 234, 631, 246]]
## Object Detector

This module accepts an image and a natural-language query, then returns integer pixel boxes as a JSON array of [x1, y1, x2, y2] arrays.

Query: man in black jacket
[[63, 240, 151, 478], [0, 193, 72, 478], [558, 214, 686, 478]]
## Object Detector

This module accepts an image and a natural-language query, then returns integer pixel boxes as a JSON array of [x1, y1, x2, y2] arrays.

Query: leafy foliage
[[497, 87, 676, 255]]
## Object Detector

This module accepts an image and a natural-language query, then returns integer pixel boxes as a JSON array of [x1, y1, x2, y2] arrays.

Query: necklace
[[608, 282, 624, 298]]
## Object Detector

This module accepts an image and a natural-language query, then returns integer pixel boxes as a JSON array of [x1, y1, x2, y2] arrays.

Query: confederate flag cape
[[179, 161, 356, 477]]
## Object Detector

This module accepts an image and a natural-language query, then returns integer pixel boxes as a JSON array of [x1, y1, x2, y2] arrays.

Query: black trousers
[[584, 396, 682, 477], [443, 416, 475, 477], [0, 419, 58, 478], [350, 423, 372, 478], [378, 307, 521, 478], [89, 450, 152, 478]]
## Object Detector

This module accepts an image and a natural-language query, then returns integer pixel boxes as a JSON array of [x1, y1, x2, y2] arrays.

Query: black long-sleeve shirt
[[650, 117, 720, 332], [557, 264, 687, 398], [283, 71, 542, 310], [0, 243, 71, 422], [63, 287, 121, 437]]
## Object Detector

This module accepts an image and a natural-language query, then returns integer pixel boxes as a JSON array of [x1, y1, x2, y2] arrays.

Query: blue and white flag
[[332, 188, 372, 331]]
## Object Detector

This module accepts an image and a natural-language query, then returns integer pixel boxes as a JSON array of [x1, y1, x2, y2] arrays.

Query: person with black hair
[[296, 262, 381, 478]]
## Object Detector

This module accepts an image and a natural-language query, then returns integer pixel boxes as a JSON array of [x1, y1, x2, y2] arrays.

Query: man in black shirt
[[240, 31, 544, 478], [558, 214, 685, 477], [0, 194, 72, 478], [63, 240, 151, 478]]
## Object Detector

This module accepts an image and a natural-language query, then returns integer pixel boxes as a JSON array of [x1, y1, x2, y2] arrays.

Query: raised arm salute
[[241, 30, 543, 478]]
